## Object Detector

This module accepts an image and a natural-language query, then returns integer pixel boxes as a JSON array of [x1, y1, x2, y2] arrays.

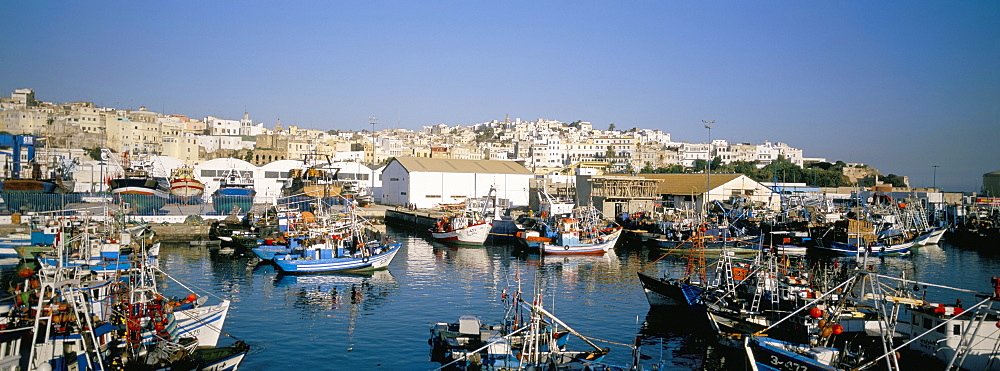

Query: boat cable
[[854, 296, 993, 370], [639, 234, 701, 271], [432, 324, 532, 371], [872, 273, 988, 295], [755, 274, 858, 335]]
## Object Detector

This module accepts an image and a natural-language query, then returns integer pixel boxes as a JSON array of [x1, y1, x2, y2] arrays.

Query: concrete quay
[[0, 202, 395, 240], [384, 208, 449, 230]]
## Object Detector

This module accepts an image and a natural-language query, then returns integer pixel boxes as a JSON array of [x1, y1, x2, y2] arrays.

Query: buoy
[[186, 294, 197, 303], [18, 268, 34, 278], [831, 324, 844, 335], [809, 307, 824, 318], [818, 319, 828, 328], [821, 327, 833, 337]]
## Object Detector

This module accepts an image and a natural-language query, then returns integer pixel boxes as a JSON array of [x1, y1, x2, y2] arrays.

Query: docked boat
[[516, 206, 622, 255], [9, 212, 248, 371], [904, 295, 1000, 371], [637, 271, 706, 308], [279, 153, 350, 211], [429, 208, 492, 245], [169, 165, 205, 204], [109, 152, 170, 214], [254, 201, 403, 274], [430, 288, 611, 370], [212, 167, 256, 214], [0, 163, 73, 213], [539, 217, 622, 255]]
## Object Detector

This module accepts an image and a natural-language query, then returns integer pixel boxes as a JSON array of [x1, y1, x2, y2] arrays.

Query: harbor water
[[31, 227, 997, 370]]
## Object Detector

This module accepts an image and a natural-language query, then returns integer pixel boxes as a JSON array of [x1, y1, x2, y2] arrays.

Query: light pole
[[702, 120, 715, 218], [98, 162, 106, 193], [932, 165, 940, 190], [368, 116, 378, 168]]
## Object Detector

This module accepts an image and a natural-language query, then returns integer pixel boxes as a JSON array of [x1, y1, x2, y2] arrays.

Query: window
[[400, 192, 407, 195], [201, 170, 217, 177], [390, 178, 399, 181], [426, 195, 441, 198]]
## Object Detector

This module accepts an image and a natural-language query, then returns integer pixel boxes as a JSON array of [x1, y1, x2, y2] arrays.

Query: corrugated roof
[[393, 157, 533, 175], [636, 173, 745, 194]]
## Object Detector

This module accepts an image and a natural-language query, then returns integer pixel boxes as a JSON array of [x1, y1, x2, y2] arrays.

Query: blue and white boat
[[255, 201, 403, 274], [744, 335, 854, 371], [813, 239, 913, 256], [518, 206, 623, 255], [272, 241, 401, 274], [212, 167, 256, 214]]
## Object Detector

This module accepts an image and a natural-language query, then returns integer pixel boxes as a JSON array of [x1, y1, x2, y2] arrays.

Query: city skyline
[[1, 1, 997, 192]]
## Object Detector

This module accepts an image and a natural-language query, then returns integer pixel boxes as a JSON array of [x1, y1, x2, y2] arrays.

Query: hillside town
[[2, 88, 1000, 371], [0, 88, 909, 188]]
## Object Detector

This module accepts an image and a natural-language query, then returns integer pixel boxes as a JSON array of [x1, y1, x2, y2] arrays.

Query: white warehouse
[[380, 157, 532, 209]]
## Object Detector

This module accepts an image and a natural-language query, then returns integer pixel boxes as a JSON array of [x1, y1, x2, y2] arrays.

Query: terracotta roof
[[393, 157, 532, 175], [636, 173, 746, 194]]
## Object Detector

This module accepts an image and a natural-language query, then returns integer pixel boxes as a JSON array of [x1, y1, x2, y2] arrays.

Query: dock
[[384, 208, 446, 229]]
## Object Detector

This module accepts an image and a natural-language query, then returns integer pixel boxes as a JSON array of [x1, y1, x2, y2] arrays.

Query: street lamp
[[702, 120, 715, 218], [369, 116, 378, 168], [932, 165, 940, 190], [98, 161, 106, 193]]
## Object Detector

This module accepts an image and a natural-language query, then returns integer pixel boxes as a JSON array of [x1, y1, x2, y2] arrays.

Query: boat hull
[[212, 194, 255, 214], [0, 179, 71, 212], [111, 185, 169, 213], [637, 272, 705, 308], [745, 336, 841, 371], [429, 223, 492, 245], [273, 243, 402, 274], [541, 228, 622, 255], [813, 240, 913, 256]]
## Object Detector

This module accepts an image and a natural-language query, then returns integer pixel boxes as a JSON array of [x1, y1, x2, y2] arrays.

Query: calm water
[[146, 229, 999, 370]]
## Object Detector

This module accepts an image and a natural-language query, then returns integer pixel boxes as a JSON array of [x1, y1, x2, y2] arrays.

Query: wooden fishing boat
[[517, 206, 622, 255], [168, 165, 205, 204], [429, 211, 492, 245]]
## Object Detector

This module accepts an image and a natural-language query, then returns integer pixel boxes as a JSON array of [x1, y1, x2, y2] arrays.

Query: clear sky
[[2, 1, 997, 192]]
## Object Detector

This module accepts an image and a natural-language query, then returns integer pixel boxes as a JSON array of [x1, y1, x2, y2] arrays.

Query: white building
[[380, 157, 532, 209]]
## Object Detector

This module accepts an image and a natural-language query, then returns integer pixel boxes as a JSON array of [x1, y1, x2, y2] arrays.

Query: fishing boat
[[904, 289, 1000, 371], [212, 167, 256, 214], [109, 152, 169, 214], [430, 288, 610, 370], [10, 215, 248, 371], [168, 165, 205, 204], [744, 335, 860, 371], [255, 201, 403, 274], [0, 162, 73, 213], [279, 153, 349, 211], [517, 206, 622, 255], [637, 271, 707, 309], [429, 207, 493, 245]]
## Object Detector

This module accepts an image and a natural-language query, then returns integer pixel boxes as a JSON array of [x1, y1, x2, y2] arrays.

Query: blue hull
[[273, 243, 402, 274]]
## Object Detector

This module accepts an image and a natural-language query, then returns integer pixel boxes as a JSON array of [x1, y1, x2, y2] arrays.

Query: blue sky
[[2, 1, 997, 192]]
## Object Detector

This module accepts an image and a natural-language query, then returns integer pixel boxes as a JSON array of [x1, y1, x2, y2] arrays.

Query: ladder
[[948, 301, 994, 370]]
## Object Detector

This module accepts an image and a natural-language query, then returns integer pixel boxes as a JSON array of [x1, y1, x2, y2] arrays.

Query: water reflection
[[146, 234, 1000, 370], [273, 270, 398, 314]]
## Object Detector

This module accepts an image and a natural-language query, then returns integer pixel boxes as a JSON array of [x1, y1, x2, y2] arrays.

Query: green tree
[[608, 123, 616, 131], [692, 159, 707, 172], [82, 148, 103, 161]]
